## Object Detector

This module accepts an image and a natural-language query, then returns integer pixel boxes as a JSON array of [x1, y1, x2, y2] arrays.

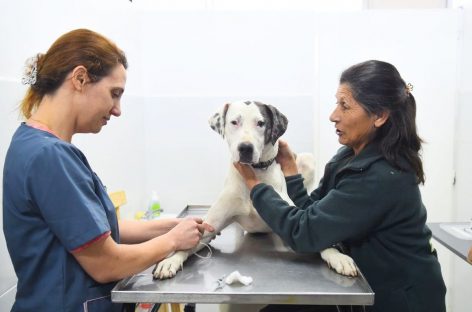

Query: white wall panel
[[0, 285, 16, 312], [451, 8, 472, 312], [135, 12, 316, 97], [0, 81, 23, 307]]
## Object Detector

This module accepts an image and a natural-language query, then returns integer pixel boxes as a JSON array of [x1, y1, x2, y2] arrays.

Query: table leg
[[158, 303, 169, 312]]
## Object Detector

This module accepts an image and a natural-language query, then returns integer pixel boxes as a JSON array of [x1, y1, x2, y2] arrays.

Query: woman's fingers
[[198, 222, 215, 233], [233, 162, 256, 179], [190, 217, 204, 223]]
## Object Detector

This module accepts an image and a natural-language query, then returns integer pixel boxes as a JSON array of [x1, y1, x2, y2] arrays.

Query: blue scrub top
[[3, 123, 122, 312]]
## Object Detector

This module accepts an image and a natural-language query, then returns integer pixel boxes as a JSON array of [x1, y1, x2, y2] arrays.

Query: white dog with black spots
[[153, 101, 357, 279]]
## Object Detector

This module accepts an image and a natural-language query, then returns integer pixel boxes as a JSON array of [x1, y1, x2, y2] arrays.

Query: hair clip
[[21, 55, 38, 86], [406, 83, 414, 94]]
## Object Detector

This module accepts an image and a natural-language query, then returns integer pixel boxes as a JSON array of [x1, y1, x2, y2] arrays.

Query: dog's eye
[[257, 121, 265, 127], [231, 120, 238, 125]]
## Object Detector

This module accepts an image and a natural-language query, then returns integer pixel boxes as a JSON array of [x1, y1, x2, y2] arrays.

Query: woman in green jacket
[[234, 60, 446, 312]]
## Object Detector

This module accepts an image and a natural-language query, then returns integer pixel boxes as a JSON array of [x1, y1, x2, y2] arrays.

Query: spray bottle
[[146, 191, 162, 220]]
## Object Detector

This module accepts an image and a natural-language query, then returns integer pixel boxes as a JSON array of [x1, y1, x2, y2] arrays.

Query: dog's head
[[209, 101, 288, 164]]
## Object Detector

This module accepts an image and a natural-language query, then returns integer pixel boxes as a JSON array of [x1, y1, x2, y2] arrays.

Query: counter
[[429, 222, 472, 264]]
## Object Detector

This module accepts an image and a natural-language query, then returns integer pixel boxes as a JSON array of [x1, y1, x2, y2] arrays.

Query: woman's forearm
[[73, 233, 177, 283], [119, 219, 179, 244]]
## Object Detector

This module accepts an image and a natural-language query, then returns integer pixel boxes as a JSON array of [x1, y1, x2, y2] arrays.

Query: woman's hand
[[167, 217, 203, 230], [276, 140, 299, 177], [233, 162, 261, 191], [167, 218, 214, 251]]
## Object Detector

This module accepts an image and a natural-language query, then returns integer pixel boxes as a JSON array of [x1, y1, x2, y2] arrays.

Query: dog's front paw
[[321, 248, 358, 277], [153, 256, 183, 280]]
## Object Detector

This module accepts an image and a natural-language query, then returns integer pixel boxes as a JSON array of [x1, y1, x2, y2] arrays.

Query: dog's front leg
[[153, 195, 238, 280], [153, 234, 214, 280], [153, 250, 190, 279], [320, 247, 358, 277], [203, 192, 241, 238]]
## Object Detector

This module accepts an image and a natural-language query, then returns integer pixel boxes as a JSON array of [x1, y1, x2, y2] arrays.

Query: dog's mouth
[[238, 159, 254, 165], [238, 154, 255, 165]]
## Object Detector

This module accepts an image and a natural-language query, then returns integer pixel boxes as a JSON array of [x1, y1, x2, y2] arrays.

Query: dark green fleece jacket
[[250, 142, 446, 312]]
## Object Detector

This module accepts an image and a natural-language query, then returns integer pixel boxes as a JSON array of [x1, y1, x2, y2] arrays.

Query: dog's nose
[[238, 143, 254, 155], [238, 143, 254, 163]]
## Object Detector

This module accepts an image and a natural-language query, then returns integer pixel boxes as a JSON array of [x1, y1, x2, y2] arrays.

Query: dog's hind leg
[[295, 152, 316, 193]]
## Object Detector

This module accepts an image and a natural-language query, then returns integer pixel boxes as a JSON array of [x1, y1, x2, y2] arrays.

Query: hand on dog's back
[[276, 140, 299, 177]]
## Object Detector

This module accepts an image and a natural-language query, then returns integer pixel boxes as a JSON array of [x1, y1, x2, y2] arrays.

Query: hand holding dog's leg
[[153, 202, 229, 279], [153, 226, 217, 279], [167, 218, 214, 250]]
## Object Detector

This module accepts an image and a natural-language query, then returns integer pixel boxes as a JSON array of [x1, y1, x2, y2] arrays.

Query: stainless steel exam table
[[112, 206, 374, 307]]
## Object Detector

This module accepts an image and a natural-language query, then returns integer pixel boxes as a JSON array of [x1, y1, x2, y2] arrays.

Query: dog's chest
[[255, 165, 293, 204], [234, 165, 293, 233], [235, 208, 272, 233], [255, 165, 285, 190]]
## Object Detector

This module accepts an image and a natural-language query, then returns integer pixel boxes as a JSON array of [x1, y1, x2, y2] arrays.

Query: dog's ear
[[267, 105, 288, 145], [209, 103, 230, 138], [256, 102, 288, 145]]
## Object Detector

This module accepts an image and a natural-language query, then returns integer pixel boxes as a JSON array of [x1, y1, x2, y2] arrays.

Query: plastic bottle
[[146, 191, 162, 220]]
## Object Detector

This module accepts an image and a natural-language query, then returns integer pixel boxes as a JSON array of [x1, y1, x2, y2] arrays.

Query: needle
[[214, 274, 226, 291]]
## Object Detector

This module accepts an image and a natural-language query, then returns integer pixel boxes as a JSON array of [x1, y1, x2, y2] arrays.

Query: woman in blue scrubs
[[2, 28, 214, 312]]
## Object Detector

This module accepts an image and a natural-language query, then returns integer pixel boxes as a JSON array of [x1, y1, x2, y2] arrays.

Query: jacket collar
[[330, 142, 384, 171]]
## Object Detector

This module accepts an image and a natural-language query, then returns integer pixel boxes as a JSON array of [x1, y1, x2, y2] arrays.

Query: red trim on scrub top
[[71, 231, 111, 253], [26, 120, 60, 138]]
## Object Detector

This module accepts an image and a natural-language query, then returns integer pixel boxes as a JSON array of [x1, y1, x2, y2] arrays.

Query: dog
[[153, 100, 357, 279]]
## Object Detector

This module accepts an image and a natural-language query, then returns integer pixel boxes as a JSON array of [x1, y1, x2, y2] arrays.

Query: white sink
[[440, 223, 472, 240]]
